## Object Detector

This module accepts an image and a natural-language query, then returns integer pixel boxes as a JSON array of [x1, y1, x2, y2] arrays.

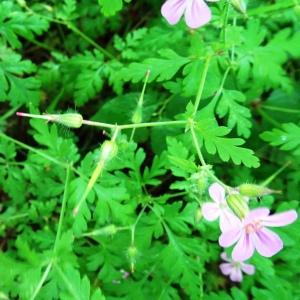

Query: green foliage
[[0, 46, 40, 105], [98, 0, 123, 16], [216, 90, 252, 138], [195, 118, 260, 168], [260, 123, 300, 155], [121, 49, 190, 83], [1, 0, 300, 299]]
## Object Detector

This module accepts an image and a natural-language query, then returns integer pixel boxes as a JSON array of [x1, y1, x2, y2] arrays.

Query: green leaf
[[260, 123, 300, 155], [0, 1, 49, 48], [56, 265, 105, 300], [143, 154, 167, 186], [121, 49, 190, 83], [0, 46, 40, 105], [161, 228, 205, 300], [166, 136, 198, 177], [217, 90, 252, 138], [61, 50, 105, 106], [195, 118, 260, 168], [98, 0, 123, 16]]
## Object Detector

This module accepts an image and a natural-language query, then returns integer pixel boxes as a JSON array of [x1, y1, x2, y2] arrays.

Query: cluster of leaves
[[1, 0, 300, 299]]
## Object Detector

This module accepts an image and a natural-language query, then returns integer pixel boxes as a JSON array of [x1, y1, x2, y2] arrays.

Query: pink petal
[[208, 182, 225, 204], [161, 0, 187, 25], [220, 252, 230, 262], [252, 228, 283, 257], [229, 268, 243, 282], [232, 232, 255, 261], [262, 210, 298, 227], [245, 208, 270, 223], [219, 263, 232, 275], [241, 263, 255, 275], [184, 0, 212, 29], [202, 202, 220, 221], [220, 209, 242, 232], [219, 227, 242, 248]]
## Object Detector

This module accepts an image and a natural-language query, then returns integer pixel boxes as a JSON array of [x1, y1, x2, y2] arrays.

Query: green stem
[[221, 1, 230, 44], [53, 165, 71, 253], [248, 1, 296, 17], [30, 166, 71, 300], [189, 121, 206, 167], [17, 112, 187, 130], [54, 264, 81, 300], [0, 213, 28, 222], [47, 87, 65, 112], [23, 5, 115, 60], [193, 56, 212, 117], [30, 261, 53, 300], [119, 120, 186, 130], [131, 205, 146, 246], [0, 105, 22, 121], [189, 121, 230, 191], [0, 133, 83, 178], [261, 161, 291, 187], [257, 108, 281, 127], [261, 105, 300, 114], [26, 36, 55, 52], [73, 128, 119, 216], [66, 23, 115, 60]]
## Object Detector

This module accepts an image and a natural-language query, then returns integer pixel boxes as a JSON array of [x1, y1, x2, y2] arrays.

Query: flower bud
[[55, 113, 83, 128], [189, 170, 209, 196], [238, 184, 276, 198], [227, 194, 249, 219], [100, 140, 118, 162], [230, 0, 247, 14]]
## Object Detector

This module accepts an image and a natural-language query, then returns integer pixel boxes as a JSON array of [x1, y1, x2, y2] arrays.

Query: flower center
[[219, 202, 227, 209], [245, 220, 262, 234]]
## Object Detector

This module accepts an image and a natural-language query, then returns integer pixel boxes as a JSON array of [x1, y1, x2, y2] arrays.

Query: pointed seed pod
[[127, 246, 138, 273], [238, 183, 277, 198], [100, 140, 118, 163], [83, 225, 118, 237], [227, 194, 249, 219], [131, 105, 143, 124], [230, 0, 247, 14], [194, 208, 203, 223]]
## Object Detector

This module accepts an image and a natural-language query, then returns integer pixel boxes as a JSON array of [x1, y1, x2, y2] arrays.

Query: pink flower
[[220, 252, 255, 282], [219, 208, 298, 261], [202, 183, 241, 232], [161, 0, 219, 29]]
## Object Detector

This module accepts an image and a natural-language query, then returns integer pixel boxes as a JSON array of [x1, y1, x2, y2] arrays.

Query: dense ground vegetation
[[1, 0, 300, 299]]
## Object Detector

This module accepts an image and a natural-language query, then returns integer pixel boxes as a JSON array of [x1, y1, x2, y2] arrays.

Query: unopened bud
[[54, 113, 83, 128], [100, 140, 118, 162], [194, 208, 202, 223], [227, 194, 249, 219], [238, 184, 278, 198], [294, 5, 300, 16], [17, 0, 26, 7], [230, 0, 247, 14], [127, 246, 138, 273]]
